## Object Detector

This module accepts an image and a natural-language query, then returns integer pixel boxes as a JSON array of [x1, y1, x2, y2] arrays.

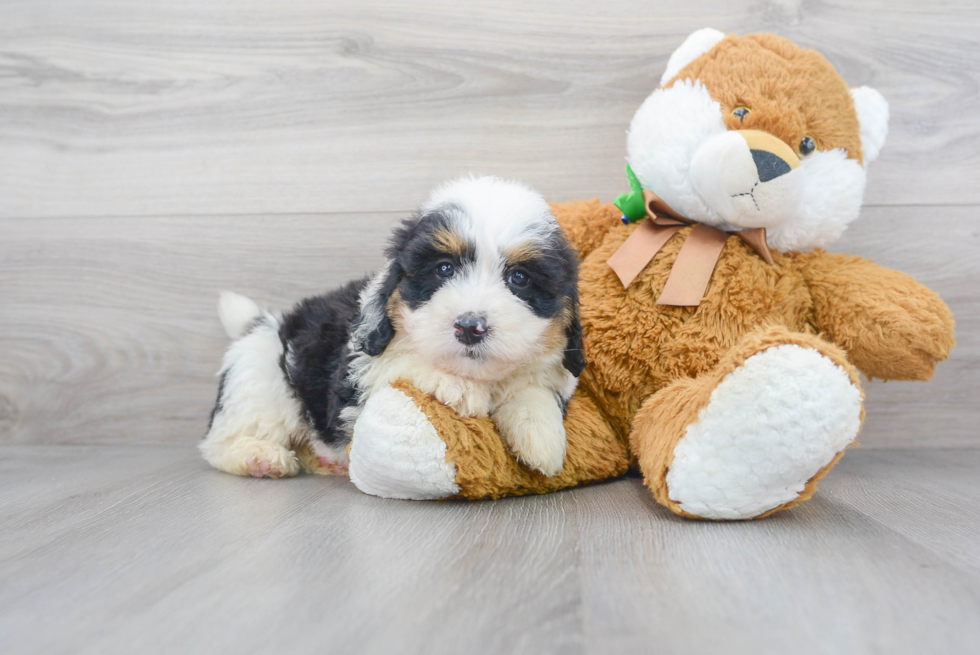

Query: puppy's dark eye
[[799, 136, 816, 156], [436, 262, 455, 278], [508, 270, 530, 288]]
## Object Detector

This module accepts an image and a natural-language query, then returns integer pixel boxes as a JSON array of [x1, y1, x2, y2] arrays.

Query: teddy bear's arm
[[349, 380, 631, 500], [550, 200, 623, 257], [797, 251, 955, 381]]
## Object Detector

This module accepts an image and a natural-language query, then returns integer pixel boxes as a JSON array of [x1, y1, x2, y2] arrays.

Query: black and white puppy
[[200, 176, 584, 479]]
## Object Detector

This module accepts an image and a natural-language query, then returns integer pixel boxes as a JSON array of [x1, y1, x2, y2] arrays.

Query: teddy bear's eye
[[799, 136, 817, 156], [732, 107, 751, 120]]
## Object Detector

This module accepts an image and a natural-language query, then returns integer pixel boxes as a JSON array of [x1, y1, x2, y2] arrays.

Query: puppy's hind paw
[[246, 454, 284, 478], [202, 436, 301, 479], [294, 440, 350, 476], [319, 457, 349, 475]]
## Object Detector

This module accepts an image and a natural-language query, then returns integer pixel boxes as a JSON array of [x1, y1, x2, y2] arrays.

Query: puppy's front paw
[[510, 425, 566, 477], [493, 391, 567, 477]]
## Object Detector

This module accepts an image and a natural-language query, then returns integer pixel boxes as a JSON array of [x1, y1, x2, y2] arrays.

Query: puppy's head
[[351, 176, 584, 381]]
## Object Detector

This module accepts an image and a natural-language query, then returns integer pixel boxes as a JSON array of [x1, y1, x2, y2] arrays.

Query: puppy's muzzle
[[454, 312, 488, 346]]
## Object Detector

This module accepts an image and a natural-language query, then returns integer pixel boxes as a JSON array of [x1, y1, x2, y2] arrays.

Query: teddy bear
[[345, 29, 955, 520]]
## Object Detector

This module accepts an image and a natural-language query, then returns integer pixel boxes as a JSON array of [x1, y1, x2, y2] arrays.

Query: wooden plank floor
[[2, 446, 979, 654]]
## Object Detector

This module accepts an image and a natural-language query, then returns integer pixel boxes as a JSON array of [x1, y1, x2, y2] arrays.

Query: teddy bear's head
[[626, 29, 889, 252]]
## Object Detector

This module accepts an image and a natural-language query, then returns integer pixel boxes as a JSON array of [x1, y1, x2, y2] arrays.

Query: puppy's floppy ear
[[561, 261, 587, 377], [351, 262, 401, 357], [562, 308, 587, 378]]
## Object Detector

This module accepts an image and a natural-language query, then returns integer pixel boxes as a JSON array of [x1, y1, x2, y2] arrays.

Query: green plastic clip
[[613, 164, 648, 224]]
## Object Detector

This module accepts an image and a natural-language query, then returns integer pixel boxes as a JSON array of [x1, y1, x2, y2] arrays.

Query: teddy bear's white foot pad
[[349, 385, 460, 500], [666, 345, 862, 519]]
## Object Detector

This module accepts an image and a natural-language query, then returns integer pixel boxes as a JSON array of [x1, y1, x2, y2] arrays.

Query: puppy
[[200, 176, 585, 479]]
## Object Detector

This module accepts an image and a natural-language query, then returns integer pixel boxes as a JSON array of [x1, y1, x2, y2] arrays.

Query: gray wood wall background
[[1, 0, 977, 449]]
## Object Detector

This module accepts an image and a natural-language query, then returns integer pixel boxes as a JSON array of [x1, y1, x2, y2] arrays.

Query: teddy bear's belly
[[577, 233, 813, 437]]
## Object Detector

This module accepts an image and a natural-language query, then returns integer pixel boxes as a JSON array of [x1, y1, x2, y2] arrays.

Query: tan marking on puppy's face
[[538, 298, 576, 358], [556, 298, 575, 330], [432, 228, 471, 260], [667, 33, 864, 163], [386, 288, 406, 332], [540, 317, 568, 354], [503, 241, 542, 267]]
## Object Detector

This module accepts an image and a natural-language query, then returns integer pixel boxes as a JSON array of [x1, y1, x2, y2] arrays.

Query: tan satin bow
[[606, 190, 774, 306]]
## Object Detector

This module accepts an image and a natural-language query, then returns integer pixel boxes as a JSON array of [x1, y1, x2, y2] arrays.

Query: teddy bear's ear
[[659, 28, 726, 87], [850, 86, 889, 164]]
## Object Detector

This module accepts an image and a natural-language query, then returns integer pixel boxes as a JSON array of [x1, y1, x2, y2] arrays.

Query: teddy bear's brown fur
[[353, 31, 955, 519], [413, 197, 952, 516], [673, 33, 865, 163]]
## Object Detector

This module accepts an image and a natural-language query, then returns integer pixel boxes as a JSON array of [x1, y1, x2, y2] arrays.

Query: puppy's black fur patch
[[278, 278, 368, 448], [562, 315, 587, 378], [207, 370, 229, 432]]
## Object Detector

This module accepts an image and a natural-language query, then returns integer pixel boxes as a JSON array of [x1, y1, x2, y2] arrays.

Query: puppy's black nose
[[454, 313, 488, 345]]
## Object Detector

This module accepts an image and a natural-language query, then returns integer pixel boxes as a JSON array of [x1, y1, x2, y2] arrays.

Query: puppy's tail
[[218, 291, 263, 339]]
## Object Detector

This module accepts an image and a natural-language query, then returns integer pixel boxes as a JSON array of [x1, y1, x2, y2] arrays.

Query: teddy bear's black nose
[[454, 313, 488, 345], [751, 149, 793, 183]]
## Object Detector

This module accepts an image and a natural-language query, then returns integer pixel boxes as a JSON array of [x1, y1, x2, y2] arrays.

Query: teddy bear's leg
[[349, 379, 630, 500], [630, 326, 865, 520]]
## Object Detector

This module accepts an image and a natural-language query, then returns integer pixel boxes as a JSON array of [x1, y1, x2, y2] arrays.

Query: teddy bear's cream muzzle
[[690, 129, 804, 230]]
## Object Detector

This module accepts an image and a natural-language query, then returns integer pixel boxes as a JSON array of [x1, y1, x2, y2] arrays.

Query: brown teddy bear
[[346, 29, 955, 519]]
